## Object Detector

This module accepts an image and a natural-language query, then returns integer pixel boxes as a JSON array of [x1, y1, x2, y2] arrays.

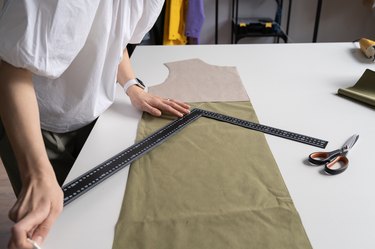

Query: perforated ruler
[[63, 108, 328, 205]]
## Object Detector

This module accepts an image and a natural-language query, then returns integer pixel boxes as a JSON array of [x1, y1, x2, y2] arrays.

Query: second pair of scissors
[[308, 134, 359, 175]]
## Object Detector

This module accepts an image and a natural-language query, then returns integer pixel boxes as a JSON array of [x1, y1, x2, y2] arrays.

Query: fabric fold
[[338, 68, 375, 107]]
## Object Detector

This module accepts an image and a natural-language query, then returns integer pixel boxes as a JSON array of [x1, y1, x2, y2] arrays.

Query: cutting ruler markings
[[63, 108, 328, 205], [62, 109, 203, 205], [200, 109, 327, 148]]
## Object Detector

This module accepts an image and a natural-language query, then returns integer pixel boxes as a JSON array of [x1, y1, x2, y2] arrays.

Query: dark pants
[[0, 119, 96, 196]]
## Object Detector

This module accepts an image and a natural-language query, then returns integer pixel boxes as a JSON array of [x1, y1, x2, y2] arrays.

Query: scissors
[[308, 134, 359, 175]]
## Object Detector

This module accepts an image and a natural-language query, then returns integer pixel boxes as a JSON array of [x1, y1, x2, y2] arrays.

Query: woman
[[0, 1, 189, 248]]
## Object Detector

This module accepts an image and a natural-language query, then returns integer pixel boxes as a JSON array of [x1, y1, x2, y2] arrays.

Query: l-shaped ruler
[[63, 108, 328, 205]]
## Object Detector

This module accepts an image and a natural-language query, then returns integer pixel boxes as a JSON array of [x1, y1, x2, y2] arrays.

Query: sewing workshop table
[[44, 43, 375, 249]]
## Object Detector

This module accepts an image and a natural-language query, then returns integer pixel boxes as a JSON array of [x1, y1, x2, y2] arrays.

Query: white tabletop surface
[[44, 43, 375, 249]]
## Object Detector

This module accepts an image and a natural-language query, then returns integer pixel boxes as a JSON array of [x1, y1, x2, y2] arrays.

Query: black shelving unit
[[231, 0, 291, 44], [312, 0, 322, 42]]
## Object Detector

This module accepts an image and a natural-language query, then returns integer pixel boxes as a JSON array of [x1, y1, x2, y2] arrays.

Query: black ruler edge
[[62, 108, 328, 206], [198, 109, 328, 149], [62, 109, 203, 205]]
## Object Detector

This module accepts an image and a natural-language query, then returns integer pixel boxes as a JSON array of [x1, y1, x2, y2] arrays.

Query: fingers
[[8, 202, 61, 249], [31, 214, 56, 244], [8, 205, 49, 249], [167, 98, 190, 109], [146, 98, 185, 117], [8, 179, 63, 249], [142, 102, 162, 117], [141, 96, 190, 118], [9, 188, 28, 222], [9, 200, 21, 222], [165, 98, 190, 112], [31, 199, 62, 243], [164, 99, 190, 117], [127, 89, 190, 117]]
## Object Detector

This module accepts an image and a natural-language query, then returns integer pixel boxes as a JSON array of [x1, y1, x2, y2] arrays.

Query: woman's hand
[[127, 86, 190, 117], [8, 169, 63, 249]]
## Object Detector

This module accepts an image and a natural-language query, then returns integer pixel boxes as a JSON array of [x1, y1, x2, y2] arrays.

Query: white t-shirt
[[0, 0, 163, 132]]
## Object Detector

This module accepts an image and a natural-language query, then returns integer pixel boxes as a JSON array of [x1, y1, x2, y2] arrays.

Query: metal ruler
[[63, 108, 328, 205]]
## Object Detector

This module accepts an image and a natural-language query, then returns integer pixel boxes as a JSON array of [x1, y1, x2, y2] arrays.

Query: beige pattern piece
[[149, 58, 250, 102]]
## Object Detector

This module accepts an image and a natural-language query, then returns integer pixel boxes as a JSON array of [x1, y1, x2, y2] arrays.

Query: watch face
[[136, 78, 145, 87]]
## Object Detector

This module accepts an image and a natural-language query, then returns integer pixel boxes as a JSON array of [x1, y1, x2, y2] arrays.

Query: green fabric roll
[[113, 101, 312, 249], [338, 69, 375, 107]]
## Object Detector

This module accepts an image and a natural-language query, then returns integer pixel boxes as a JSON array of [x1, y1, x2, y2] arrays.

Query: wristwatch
[[123, 78, 145, 94]]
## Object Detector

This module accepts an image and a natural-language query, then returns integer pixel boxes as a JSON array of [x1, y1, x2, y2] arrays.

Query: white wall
[[201, 0, 375, 44]]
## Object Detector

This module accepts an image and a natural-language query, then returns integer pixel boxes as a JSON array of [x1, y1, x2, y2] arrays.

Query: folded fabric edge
[[338, 87, 375, 107]]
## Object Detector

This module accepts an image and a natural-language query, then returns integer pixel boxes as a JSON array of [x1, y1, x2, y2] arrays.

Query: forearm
[[0, 62, 53, 182], [117, 48, 136, 87]]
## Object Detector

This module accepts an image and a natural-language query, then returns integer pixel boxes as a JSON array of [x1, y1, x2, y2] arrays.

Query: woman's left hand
[[126, 85, 190, 117]]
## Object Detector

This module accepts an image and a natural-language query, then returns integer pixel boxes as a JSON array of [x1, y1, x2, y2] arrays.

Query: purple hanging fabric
[[185, 0, 205, 44]]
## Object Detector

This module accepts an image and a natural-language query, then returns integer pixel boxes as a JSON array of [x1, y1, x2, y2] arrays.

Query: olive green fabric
[[338, 69, 375, 107], [113, 101, 312, 249]]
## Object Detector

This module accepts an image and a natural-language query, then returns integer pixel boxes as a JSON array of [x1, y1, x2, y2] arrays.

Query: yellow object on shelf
[[163, 0, 188, 45]]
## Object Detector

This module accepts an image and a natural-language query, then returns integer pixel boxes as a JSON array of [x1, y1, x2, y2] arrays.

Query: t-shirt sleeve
[[0, 0, 100, 78], [129, 0, 164, 44]]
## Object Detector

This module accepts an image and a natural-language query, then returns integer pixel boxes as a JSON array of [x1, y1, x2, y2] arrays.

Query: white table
[[44, 43, 375, 249]]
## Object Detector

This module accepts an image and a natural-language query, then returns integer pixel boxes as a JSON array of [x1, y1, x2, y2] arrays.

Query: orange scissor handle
[[324, 155, 349, 175], [309, 149, 342, 165], [308, 149, 348, 175]]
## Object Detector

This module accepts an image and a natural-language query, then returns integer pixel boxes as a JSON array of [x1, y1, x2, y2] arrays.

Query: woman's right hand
[[8, 169, 63, 249]]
